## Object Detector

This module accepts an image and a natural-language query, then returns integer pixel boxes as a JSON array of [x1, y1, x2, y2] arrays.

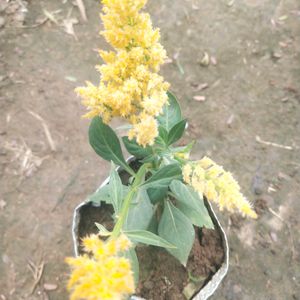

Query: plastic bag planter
[[72, 160, 229, 300]]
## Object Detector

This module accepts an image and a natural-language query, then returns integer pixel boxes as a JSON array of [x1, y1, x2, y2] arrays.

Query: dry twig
[[63, 18, 79, 40], [27, 259, 45, 295], [27, 110, 56, 152], [21, 17, 48, 28], [75, 0, 87, 22], [256, 136, 293, 150], [43, 9, 60, 25]]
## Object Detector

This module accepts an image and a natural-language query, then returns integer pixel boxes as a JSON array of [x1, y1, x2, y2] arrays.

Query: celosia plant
[[66, 0, 257, 299]]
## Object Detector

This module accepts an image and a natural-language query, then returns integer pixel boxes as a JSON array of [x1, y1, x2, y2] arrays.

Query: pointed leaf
[[170, 180, 214, 228], [122, 137, 153, 159], [171, 141, 195, 155], [125, 230, 176, 249], [124, 248, 139, 285], [157, 126, 168, 145], [162, 154, 180, 166], [147, 214, 159, 234], [147, 187, 168, 204], [95, 223, 111, 236], [90, 184, 129, 206], [157, 92, 182, 131], [89, 184, 111, 204], [109, 163, 124, 213], [140, 155, 158, 164], [167, 119, 187, 145], [124, 189, 154, 231], [142, 164, 182, 189], [158, 201, 194, 266], [89, 116, 133, 174]]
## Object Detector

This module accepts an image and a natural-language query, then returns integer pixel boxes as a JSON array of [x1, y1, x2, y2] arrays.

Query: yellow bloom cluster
[[76, 0, 170, 147], [183, 157, 257, 218], [66, 234, 134, 300]]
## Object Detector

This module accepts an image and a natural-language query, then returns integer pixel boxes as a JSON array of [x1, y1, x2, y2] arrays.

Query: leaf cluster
[[87, 92, 214, 282]]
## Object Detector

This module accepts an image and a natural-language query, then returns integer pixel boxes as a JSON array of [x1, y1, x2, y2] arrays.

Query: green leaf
[[157, 126, 169, 145], [147, 214, 159, 234], [109, 163, 124, 213], [122, 137, 153, 159], [125, 230, 176, 249], [167, 119, 187, 145], [90, 184, 129, 206], [124, 248, 139, 285], [171, 141, 195, 155], [124, 189, 154, 231], [142, 164, 182, 189], [89, 184, 111, 204], [147, 187, 168, 204], [89, 116, 133, 175], [170, 180, 214, 229], [95, 223, 111, 236], [162, 155, 179, 166], [157, 92, 182, 131], [140, 155, 158, 164], [158, 201, 195, 266]]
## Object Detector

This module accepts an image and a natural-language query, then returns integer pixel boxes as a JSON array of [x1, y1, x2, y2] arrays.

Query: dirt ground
[[0, 0, 299, 299]]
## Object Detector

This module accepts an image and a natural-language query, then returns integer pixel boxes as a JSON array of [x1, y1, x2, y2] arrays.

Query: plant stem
[[111, 164, 147, 238], [167, 191, 177, 199]]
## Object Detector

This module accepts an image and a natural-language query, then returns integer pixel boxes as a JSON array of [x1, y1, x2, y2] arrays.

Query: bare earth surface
[[0, 0, 299, 299]]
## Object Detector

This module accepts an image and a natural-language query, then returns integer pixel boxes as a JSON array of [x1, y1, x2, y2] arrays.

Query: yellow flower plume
[[76, 0, 170, 147], [66, 234, 135, 300], [183, 157, 257, 218]]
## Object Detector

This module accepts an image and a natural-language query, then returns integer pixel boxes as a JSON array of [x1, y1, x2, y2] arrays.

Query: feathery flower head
[[66, 234, 134, 300], [183, 157, 257, 218], [76, 0, 170, 147]]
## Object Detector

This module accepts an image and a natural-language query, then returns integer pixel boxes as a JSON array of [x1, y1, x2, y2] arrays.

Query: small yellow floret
[[66, 234, 134, 300], [128, 114, 158, 147], [183, 157, 257, 218]]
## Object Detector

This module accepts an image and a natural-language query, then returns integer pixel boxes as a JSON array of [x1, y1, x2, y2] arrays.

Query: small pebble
[[43, 283, 58, 291], [0, 199, 7, 210], [271, 51, 282, 60], [227, 114, 235, 127], [277, 172, 290, 181], [200, 52, 210, 66], [143, 281, 154, 290], [0, 16, 5, 28], [193, 95, 206, 102], [2, 254, 10, 264], [269, 231, 278, 243]]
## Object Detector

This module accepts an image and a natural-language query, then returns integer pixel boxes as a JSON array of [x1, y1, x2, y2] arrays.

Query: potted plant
[[66, 1, 257, 299]]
